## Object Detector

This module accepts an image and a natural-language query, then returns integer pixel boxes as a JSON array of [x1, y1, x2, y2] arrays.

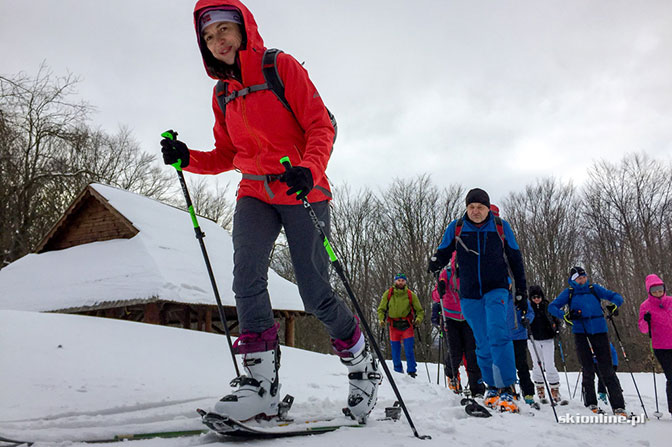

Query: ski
[[0, 429, 208, 446], [460, 397, 492, 418], [199, 410, 364, 438]]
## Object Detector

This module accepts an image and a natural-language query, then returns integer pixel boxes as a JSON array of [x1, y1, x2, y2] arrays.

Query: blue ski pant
[[231, 197, 356, 340], [390, 336, 416, 373], [461, 288, 516, 388]]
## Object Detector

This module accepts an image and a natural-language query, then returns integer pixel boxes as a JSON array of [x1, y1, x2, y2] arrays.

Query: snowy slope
[[0, 310, 668, 446]]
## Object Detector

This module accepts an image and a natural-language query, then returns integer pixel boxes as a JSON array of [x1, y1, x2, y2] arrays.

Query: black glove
[[280, 166, 313, 201], [161, 136, 190, 168], [427, 254, 444, 274], [606, 303, 619, 317], [515, 291, 527, 314], [643, 312, 651, 323], [437, 279, 447, 297]]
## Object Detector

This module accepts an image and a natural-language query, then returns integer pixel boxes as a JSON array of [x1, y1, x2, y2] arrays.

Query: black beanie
[[528, 285, 545, 300], [465, 188, 490, 208]]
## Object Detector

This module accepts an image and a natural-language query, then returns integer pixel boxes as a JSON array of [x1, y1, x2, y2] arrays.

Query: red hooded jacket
[[187, 0, 334, 205]]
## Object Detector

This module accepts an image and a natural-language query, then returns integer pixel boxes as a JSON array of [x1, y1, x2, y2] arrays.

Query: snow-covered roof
[[0, 183, 303, 313]]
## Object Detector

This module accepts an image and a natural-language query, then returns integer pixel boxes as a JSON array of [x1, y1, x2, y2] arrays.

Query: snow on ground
[[1, 310, 669, 446]]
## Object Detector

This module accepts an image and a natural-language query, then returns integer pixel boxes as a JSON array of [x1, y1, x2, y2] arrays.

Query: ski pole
[[607, 314, 648, 418], [436, 324, 442, 385], [414, 325, 432, 382], [161, 130, 239, 377], [555, 333, 572, 399], [523, 318, 559, 423], [647, 319, 663, 419], [280, 157, 430, 440], [572, 369, 582, 400]]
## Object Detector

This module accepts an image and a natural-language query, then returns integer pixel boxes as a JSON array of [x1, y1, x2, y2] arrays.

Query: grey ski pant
[[231, 196, 356, 340]]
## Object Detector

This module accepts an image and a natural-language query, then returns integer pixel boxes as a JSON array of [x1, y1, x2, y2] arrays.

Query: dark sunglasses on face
[[531, 295, 542, 299]]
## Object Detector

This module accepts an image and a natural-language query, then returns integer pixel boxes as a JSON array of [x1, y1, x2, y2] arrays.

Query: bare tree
[[1, 64, 182, 268], [582, 153, 672, 367], [0, 64, 91, 265], [503, 177, 582, 299]]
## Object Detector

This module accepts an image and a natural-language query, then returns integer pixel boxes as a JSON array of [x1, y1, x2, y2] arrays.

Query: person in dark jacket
[[528, 285, 563, 404], [428, 188, 527, 413], [548, 266, 626, 415]]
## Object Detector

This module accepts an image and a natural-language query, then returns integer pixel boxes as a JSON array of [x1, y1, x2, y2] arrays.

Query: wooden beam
[[205, 307, 212, 333], [182, 306, 191, 329], [285, 314, 295, 347], [144, 302, 160, 324]]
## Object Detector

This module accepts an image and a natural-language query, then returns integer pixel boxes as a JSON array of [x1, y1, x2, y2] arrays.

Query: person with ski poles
[[638, 274, 672, 418], [527, 285, 564, 405], [428, 188, 528, 413], [160, 0, 381, 423], [430, 252, 485, 396], [548, 266, 627, 416], [378, 274, 424, 378], [507, 285, 539, 409]]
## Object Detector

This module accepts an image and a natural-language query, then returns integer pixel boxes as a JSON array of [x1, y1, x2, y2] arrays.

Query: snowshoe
[[497, 390, 519, 413], [461, 398, 492, 418], [483, 388, 499, 409]]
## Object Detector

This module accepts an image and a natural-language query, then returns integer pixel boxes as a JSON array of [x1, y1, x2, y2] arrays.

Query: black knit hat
[[465, 188, 490, 208], [569, 266, 587, 281]]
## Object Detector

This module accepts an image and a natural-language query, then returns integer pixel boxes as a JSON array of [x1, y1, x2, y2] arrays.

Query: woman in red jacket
[[160, 0, 379, 423]]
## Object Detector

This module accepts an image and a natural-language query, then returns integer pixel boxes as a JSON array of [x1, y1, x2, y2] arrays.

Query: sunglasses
[[650, 285, 665, 294], [531, 295, 542, 299]]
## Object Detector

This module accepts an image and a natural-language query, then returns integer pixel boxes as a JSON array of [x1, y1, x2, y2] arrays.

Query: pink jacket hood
[[638, 274, 672, 349]]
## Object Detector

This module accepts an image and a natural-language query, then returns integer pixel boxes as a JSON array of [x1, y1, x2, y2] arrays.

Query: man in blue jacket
[[428, 188, 527, 413], [548, 266, 626, 416]]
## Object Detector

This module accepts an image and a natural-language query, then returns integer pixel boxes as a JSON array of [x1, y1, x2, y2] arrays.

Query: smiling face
[[466, 202, 489, 224], [202, 21, 243, 65]]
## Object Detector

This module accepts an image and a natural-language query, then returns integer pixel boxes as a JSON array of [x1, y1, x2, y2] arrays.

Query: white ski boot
[[213, 327, 281, 421], [334, 326, 382, 423]]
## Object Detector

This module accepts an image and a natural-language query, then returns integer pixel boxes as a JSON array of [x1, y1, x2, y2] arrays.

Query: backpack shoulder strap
[[387, 287, 394, 301], [455, 217, 464, 239], [493, 216, 506, 244], [215, 80, 229, 118], [262, 48, 292, 112]]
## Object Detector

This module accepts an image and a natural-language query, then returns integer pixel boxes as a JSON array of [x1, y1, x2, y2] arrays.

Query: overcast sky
[[2, 0, 671, 205]]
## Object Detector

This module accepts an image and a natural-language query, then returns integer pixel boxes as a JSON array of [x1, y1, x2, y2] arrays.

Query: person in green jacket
[[377, 274, 425, 377]]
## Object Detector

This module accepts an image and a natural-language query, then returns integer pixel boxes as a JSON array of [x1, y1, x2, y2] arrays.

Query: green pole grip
[[161, 130, 183, 171]]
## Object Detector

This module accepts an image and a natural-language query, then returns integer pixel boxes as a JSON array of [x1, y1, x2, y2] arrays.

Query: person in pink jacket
[[431, 252, 485, 396], [638, 274, 672, 416]]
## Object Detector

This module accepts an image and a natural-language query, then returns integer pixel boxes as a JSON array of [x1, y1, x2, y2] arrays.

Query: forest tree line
[[4, 66, 670, 372]]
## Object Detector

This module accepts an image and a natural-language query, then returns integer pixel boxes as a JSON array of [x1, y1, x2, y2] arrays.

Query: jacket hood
[[528, 284, 546, 302], [568, 277, 591, 289], [645, 273, 665, 298], [193, 0, 265, 79]]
